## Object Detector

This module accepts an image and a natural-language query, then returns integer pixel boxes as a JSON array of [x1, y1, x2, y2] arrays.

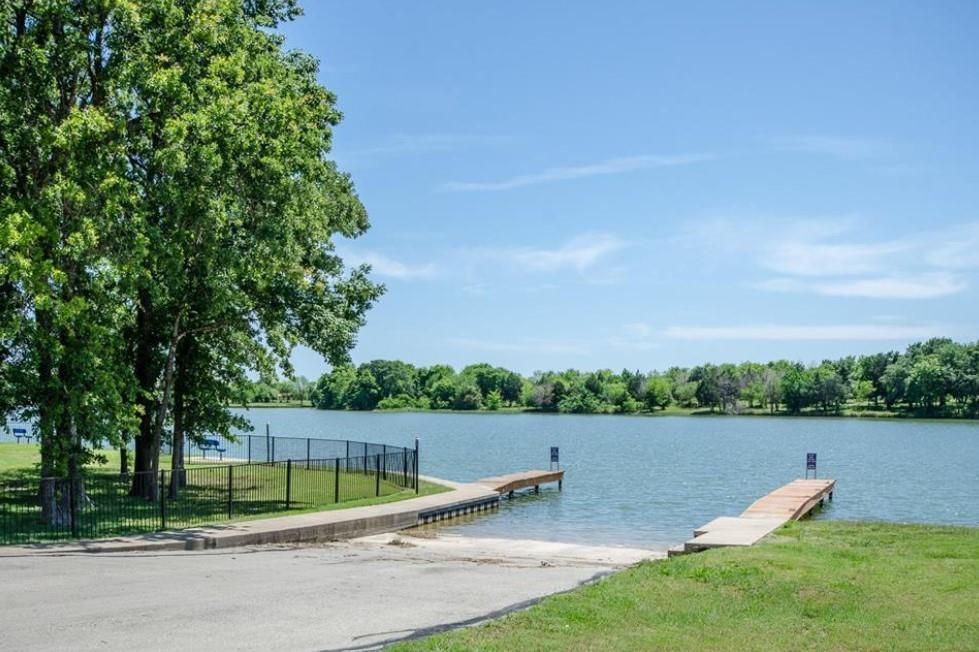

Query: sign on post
[[12, 427, 29, 443], [806, 452, 817, 479], [550, 446, 560, 470]]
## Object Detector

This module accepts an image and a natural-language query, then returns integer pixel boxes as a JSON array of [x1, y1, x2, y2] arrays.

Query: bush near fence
[[0, 437, 418, 545]]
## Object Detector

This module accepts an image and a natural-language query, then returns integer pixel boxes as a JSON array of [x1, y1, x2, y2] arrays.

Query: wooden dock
[[476, 469, 564, 497], [415, 470, 564, 525], [672, 478, 835, 556], [742, 478, 836, 521]]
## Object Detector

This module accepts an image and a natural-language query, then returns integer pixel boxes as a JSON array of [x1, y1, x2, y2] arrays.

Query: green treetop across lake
[[295, 338, 979, 419]]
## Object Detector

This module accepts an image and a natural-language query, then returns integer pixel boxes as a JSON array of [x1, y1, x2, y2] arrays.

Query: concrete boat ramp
[[671, 478, 836, 556], [0, 469, 566, 555]]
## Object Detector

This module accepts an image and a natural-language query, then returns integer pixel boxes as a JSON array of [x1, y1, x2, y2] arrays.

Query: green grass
[[391, 521, 979, 652], [0, 443, 47, 478], [0, 443, 142, 480], [1, 442, 448, 544]]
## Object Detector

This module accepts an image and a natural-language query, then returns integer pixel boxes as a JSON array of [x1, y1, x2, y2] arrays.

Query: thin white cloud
[[761, 240, 910, 277], [623, 322, 652, 337], [924, 223, 979, 270], [663, 324, 943, 341], [346, 134, 503, 158], [607, 338, 661, 351], [606, 322, 660, 351], [343, 251, 436, 279], [461, 283, 490, 296], [772, 135, 892, 159], [754, 278, 805, 292], [436, 153, 712, 192], [448, 337, 589, 355], [813, 273, 965, 299], [756, 273, 967, 299], [697, 216, 977, 300], [507, 233, 625, 273]]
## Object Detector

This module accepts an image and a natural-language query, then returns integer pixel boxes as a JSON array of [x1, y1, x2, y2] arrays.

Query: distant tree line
[[240, 377, 315, 405], [304, 339, 979, 418]]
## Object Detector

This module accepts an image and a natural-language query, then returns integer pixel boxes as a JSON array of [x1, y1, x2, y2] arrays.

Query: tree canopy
[[1, 0, 381, 503]]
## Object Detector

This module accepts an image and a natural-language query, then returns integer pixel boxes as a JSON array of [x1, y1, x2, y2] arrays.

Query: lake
[[229, 408, 979, 549]]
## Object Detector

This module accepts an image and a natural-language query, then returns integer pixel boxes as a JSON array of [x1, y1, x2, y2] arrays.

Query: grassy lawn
[[0, 443, 140, 480], [391, 521, 979, 652], [1, 442, 448, 544]]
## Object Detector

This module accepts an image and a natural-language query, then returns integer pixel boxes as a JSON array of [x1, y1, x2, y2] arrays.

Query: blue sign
[[550, 446, 559, 463], [12, 428, 26, 435], [806, 453, 817, 470]]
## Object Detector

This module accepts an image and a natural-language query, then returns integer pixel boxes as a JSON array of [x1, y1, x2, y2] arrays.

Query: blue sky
[[280, 1, 979, 377]]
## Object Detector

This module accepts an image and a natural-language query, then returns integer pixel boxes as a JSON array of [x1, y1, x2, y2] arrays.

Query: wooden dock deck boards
[[742, 479, 835, 521], [476, 469, 564, 495], [675, 478, 835, 555]]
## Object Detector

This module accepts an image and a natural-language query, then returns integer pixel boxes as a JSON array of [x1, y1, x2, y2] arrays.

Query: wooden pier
[[671, 478, 835, 556], [476, 469, 564, 497], [414, 470, 564, 525]]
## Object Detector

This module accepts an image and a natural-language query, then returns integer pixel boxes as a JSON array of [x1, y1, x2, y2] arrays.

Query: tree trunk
[[119, 443, 129, 477], [130, 289, 160, 499], [169, 336, 192, 497], [36, 303, 62, 524], [138, 313, 181, 499]]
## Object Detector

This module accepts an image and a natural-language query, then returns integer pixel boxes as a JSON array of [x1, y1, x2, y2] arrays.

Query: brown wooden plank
[[742, 479, 835, 521], [476, 469, 564, 494]]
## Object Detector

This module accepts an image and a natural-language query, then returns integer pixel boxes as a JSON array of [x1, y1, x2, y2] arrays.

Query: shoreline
[[230, 403, 979, 423]]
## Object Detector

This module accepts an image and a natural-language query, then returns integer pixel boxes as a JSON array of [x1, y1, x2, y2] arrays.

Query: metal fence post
[[375, 454, 381, 496], [382, 444, 387, 480], [306, 438, 311, 470], [285, 459, 292, 509], [334, 457, 340, 503], [247, 436, 252, 464], [271, 437, 276, 463], [266, 423, 271, 462], [69, 477, 79, 539], [159, 470, 167, 530], [414, 437, 420, 494], [227, 465, 233, 519]]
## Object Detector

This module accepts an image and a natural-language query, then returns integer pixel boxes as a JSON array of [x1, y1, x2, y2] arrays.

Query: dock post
[[414, 437, 420, 494], [558, 479, 563, 491]]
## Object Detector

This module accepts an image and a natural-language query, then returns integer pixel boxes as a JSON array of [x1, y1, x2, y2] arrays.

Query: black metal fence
[[162, 433, 405, 467], [0, 439, 418, 545]]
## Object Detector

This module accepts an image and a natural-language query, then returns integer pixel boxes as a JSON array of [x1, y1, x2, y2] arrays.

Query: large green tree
[[1, 0, 381, 503], [1, 0, 138, 522], [107, 0, 381, 499]]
